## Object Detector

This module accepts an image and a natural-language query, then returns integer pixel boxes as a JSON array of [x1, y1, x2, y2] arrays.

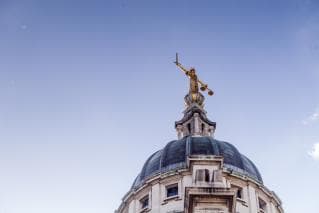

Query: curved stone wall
[[117, 155, 283, 213]]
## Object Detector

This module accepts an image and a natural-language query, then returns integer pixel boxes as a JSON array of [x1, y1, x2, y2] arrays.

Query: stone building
[[116, 62, 284, 213]]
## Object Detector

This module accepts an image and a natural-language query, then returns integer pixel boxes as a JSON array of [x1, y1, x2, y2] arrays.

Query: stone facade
[[116, 154, 283, 213]]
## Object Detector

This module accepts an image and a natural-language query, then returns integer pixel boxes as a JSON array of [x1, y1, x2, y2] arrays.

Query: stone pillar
[[128, 200, 135, 213], [151, 184, 160, 212], [176, 125, 183, 139], [247, 185, 258, 213], [193, 113, 201, 136], [209, 126, 215, 138]]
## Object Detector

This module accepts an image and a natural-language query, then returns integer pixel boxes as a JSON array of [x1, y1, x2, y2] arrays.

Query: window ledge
[[162, 195, 181, 205], [236, 198, 248, 207], [139, 207, 151, 213]]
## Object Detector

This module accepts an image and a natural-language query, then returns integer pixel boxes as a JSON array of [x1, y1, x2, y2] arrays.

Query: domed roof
[[132, 136, 263, 189]]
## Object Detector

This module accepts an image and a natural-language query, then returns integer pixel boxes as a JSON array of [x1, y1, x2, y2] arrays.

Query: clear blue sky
[[1, 0, 319, 212]]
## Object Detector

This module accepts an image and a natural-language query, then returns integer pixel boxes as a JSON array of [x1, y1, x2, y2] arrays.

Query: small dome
[[132, 136, 262, 189]]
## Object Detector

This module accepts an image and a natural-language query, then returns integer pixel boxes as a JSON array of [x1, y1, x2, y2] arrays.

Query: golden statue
[[174, 53, 214, 104]]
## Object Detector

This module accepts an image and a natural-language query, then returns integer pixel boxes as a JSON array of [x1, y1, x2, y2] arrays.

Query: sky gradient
[[1, 0, 319, 212]]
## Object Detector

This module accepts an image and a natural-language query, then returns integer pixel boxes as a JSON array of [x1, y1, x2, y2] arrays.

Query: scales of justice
[[174, 53, 214, 107]]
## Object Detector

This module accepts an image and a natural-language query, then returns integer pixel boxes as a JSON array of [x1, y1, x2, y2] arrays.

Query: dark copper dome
[[132, 136, 263, 189]]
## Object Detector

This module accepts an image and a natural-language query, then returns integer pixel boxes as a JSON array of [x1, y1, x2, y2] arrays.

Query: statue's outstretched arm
[[175, 62, 189, 74]]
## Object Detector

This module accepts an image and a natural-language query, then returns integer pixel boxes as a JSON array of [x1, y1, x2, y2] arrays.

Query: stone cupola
[[175, 92, 216, 139]]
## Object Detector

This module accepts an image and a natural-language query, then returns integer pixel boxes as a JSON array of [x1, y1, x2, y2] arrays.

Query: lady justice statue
[[174, 53, 214, 107]]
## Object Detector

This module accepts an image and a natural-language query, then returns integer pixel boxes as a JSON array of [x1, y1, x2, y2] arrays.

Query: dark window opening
[[204, 169, 210, 182], [201, 123, 205, 133], [258, 198, 267, 211], [237, 188, 242, 199], [187, 123, 191, 134], [140, 195, 149, 209], [166, 184, 178, 198], [195, 169, 210, 182]]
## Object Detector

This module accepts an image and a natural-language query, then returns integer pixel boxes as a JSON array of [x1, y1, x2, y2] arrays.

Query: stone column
[[193, 113, 200, 136], [176, 125, 183, 139], [247, 185, 258, 213]]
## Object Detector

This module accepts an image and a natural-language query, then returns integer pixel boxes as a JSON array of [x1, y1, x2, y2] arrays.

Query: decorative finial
[[174, 53, 214, 107]]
